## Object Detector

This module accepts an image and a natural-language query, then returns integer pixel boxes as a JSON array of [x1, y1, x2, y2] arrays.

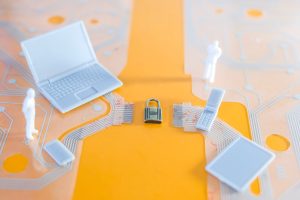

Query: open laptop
[[21, 21, 122, 113]]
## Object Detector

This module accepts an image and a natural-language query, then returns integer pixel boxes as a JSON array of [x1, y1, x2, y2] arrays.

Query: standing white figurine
[[203, 40, 222, 83], [22, 88, 38, 141]]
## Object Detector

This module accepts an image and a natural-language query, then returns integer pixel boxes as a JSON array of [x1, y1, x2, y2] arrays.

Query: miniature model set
[[0, 0, 297, 199], [0, 0, 132, 199], [185, 0, 300, 199]]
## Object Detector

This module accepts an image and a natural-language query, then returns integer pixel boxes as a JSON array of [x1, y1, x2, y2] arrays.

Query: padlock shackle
[[146, 98, 161, 107]]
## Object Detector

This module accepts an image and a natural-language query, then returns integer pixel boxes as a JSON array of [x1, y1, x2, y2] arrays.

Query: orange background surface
[[71, 0, 251, 199]]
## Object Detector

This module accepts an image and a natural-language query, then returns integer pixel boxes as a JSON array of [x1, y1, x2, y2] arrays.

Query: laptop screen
[[21, 21, 96, 83]]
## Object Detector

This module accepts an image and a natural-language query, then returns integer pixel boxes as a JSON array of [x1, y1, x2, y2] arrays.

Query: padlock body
[[144, 107, 162, 123]]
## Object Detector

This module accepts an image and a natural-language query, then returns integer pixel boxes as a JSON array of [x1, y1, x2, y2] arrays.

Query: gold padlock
[[144, 98, 162, 124]]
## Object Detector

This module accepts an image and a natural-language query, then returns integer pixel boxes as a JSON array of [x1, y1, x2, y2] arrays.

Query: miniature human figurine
[[22, 88, 38, 141], [203, 40, 222, 83]]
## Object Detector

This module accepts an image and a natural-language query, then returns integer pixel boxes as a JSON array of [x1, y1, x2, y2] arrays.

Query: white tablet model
[[206, 137, 275, 192]]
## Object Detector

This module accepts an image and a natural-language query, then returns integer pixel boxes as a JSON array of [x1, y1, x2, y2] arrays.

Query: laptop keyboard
[[42, 64, 109, 100]]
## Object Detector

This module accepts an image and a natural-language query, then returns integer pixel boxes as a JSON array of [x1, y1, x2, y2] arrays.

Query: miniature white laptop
[[21, 21, 122, 113]]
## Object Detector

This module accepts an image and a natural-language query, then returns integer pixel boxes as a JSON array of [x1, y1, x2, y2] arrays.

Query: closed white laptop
[[21, 21, 122, 113], [44, 139, 75, 166]]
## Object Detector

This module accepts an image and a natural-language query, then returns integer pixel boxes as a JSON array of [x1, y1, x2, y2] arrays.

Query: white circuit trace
[[0, 0, 133, 190], [0, 0, 132, 75], [0, 92, 134, 190], [173, 102, 297, 200]]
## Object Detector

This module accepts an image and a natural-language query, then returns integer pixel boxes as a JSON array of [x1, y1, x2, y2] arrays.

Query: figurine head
[[27, 88, 35, 98]]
